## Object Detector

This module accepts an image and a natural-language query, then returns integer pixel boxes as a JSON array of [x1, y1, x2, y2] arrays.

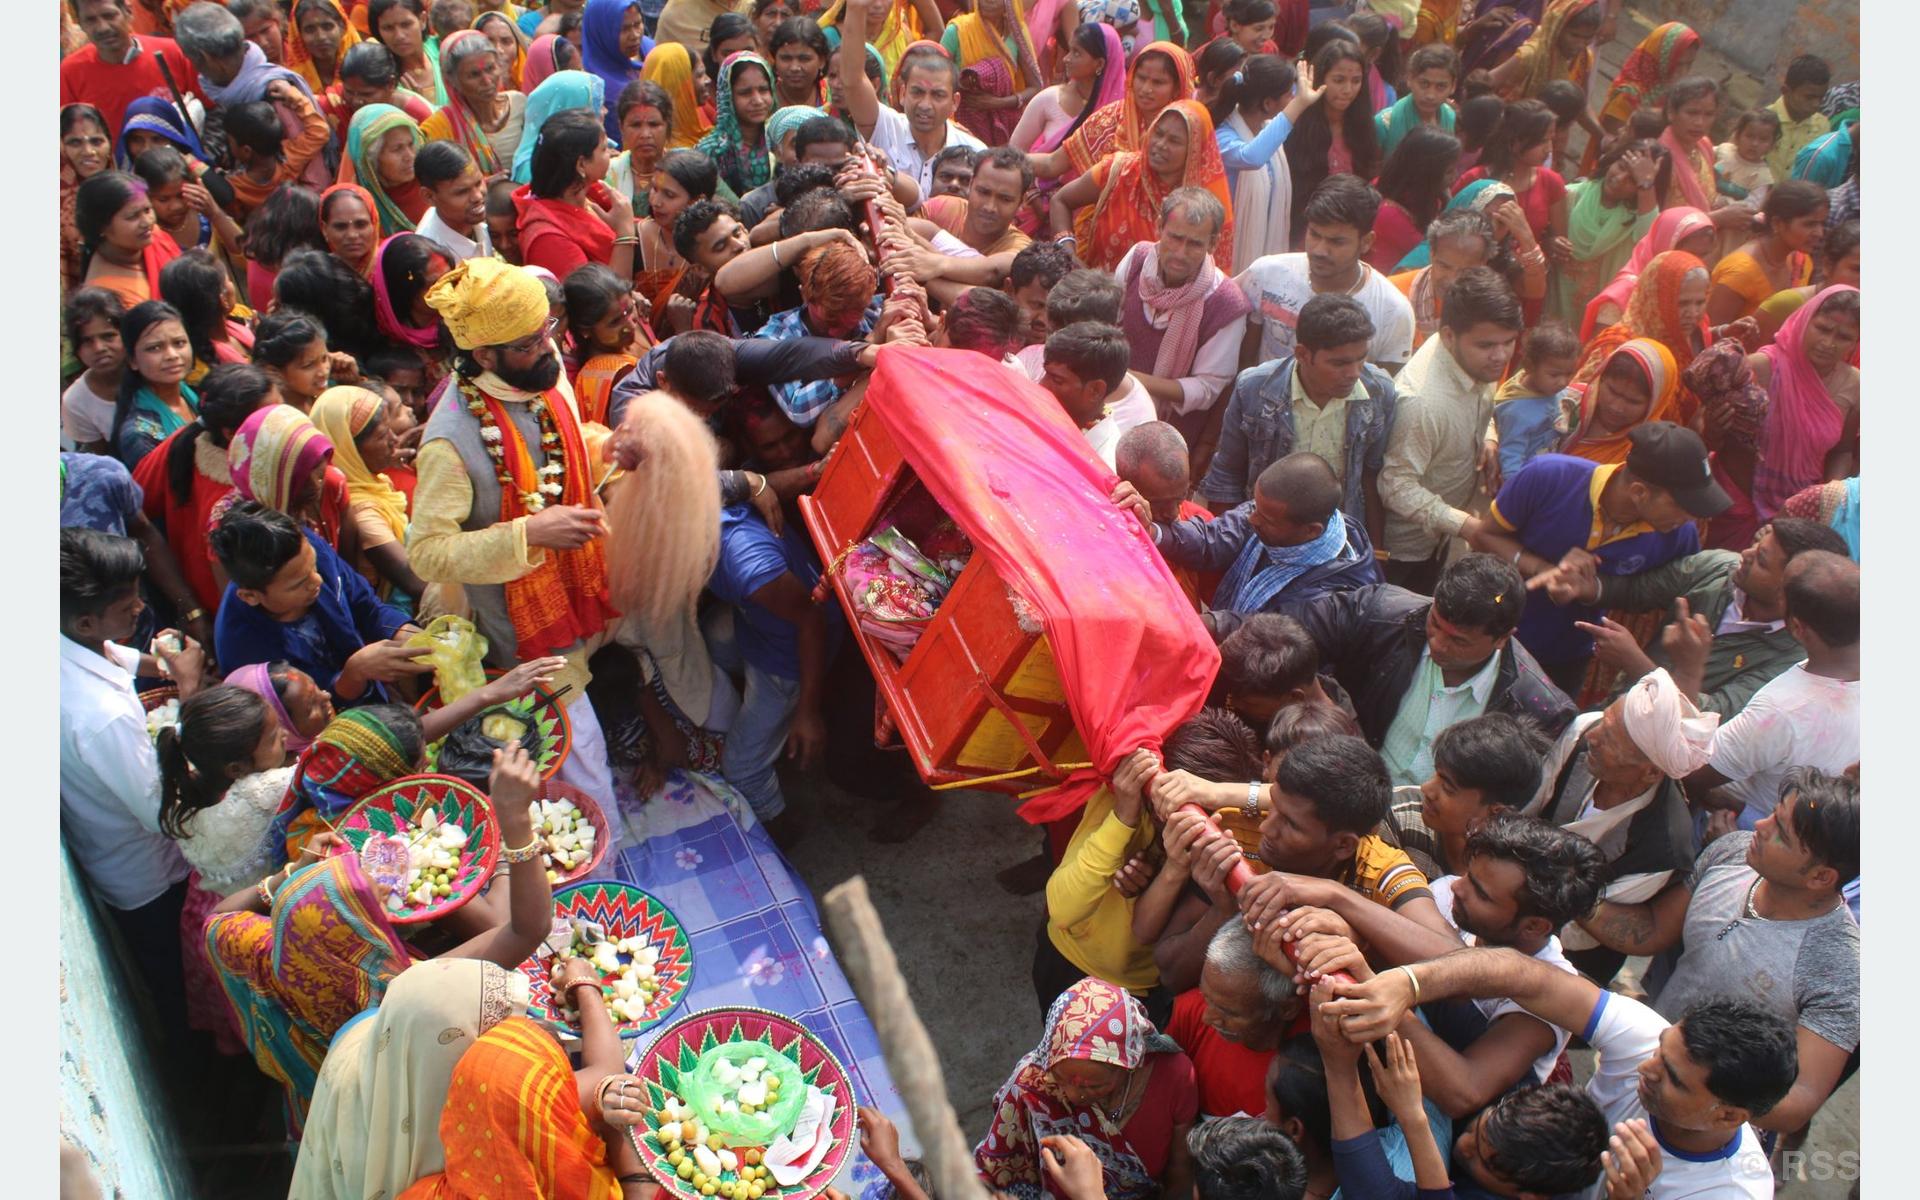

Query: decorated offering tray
[[631, 1007, 859, 1200], [522, 882, 692, 1038]]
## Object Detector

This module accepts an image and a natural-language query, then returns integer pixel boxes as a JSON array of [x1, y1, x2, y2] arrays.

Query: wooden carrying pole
[[821, 876, 992, 1200]]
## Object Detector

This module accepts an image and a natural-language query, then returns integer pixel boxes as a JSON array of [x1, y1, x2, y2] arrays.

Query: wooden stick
[[821, 876, 992, 1200]]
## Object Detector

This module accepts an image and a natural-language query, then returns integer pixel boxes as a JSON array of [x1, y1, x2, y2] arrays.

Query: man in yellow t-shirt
[[1766, 55, 1833, 183]]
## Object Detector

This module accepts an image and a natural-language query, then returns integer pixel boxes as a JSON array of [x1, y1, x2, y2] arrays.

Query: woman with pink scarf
[[1580, 205, 1714, 341], [1706, 284, 1860, 551]]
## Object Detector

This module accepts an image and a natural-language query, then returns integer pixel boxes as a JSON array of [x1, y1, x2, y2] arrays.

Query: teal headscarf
[[698, 53, 775, 196], [346, 104, 426, 235], [1374, 96, 1456, 158], [511, 69, 610, 184], [766, 105, 828, 160], [1394, 179, 1515, 271]]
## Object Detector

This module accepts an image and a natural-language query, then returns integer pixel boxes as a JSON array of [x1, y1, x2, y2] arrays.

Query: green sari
[[1549, 176, 1655, 325]]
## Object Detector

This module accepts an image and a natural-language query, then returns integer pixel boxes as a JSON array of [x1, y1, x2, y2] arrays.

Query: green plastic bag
[[406, 615, 490, 705], [679, 1043, 807, 1145]]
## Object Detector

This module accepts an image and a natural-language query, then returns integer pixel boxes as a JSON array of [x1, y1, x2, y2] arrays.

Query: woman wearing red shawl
[[1571, 250, 1713, 426], [372, 233, 454, 367], [132, 362, 281, 617], [1580, 205, 1714, 340], [1705, 285, 1859, 550], [1562, 337, 1681, 465], [1053, 101, 1235, 275], [1029, 41, 1196, 186], [514, 110, 637, 282], [975, 977, 1199, 1200], [1584, 21, 1698, 173]]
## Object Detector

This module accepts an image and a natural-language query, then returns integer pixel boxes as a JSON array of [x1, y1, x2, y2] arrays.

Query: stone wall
[[1654, 0, 1857, 86]]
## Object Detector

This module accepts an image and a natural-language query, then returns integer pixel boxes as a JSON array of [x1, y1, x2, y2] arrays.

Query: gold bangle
[[258, 878, 275, 908], [500, 835, 542, 865], [1399, 964, 1422, 1005]]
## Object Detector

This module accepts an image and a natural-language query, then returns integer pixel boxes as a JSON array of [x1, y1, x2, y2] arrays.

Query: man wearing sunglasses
[[412, 258, 620, 804]]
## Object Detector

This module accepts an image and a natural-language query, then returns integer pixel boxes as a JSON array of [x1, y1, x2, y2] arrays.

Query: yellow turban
[[423, 257, 550, 351]]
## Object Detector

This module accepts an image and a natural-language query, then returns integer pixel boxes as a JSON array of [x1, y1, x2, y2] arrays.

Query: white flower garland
[[464, 380, 569, 513]]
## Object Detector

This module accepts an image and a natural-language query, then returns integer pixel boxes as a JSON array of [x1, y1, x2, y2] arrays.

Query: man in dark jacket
[[1123, 453, 1382, 637], [1273, 554, 1576, 782]]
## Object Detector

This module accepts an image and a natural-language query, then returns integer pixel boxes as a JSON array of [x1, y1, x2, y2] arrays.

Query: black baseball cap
[[1625, 422, 1731, 518]]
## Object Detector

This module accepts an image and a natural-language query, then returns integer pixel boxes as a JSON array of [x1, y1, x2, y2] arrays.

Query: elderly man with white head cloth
[[1521, 668, 1719, 985], [409, 257, 619, 807]]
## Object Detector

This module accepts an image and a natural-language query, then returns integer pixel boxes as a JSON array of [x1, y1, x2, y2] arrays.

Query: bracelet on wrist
[[500, 833, 542, 864]]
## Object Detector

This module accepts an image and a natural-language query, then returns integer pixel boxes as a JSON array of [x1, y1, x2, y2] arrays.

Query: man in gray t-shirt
[[1574, 766, 1859, 1135]]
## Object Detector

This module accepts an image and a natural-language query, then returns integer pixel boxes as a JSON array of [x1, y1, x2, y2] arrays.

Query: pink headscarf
[[1751, 284, 1859, 519], [1034, 21, 1127, 156], [373, 234, 448, 352], [228, 405, 336, 514], [521, 34, 566, 94], [1580, 206, 1712, 340], [226, 662, 315, 754]]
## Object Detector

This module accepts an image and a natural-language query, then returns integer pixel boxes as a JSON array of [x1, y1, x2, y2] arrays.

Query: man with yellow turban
[[411, 257, 619, 802], [1522, 666, 1719, 985]]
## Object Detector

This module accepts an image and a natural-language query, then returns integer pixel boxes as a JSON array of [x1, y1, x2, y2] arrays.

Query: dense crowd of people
[[57, 0, 1861, 1197]]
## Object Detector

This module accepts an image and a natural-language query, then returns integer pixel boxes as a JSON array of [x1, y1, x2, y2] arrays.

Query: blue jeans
[[702, 606, 801, 821]]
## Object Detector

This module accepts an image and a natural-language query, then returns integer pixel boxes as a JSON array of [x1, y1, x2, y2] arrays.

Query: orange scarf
[[465, 379, 618, 659], [397, 1018, 621, 1200]]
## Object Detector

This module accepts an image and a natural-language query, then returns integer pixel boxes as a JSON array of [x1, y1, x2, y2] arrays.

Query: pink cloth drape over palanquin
[[860, 346, 1220, 823]]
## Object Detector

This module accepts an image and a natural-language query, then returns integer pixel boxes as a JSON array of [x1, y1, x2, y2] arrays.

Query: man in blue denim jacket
[[1199, 293, 1398, 550]]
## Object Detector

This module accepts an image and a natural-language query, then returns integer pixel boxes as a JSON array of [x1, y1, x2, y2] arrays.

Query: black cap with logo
[[1625, 422, 1731, 518]]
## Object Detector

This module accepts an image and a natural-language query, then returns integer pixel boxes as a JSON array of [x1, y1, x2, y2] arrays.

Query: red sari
[[133, 428, 235, 614], [514, 186, 616, 280]]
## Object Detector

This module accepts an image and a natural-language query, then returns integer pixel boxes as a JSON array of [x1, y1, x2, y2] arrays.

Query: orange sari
[[397, 1018, 621, 1200], [1060, 42, 1197, 177], [1076, 100, 1234, 274], [1572, 250, 1710, 425], [1562, 337, 1681, 465]]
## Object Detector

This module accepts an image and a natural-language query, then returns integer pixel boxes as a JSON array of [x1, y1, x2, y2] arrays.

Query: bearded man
[[413, 258, 618, 801]]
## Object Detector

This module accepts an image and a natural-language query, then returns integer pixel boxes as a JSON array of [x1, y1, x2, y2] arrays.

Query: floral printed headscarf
[[975, 978, 1176, 1200]]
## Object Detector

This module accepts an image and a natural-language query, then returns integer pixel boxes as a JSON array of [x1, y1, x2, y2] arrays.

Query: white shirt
[[1714, 587, 1784, 637], [1577, 992, 1775, 1200], [1233, 252, 1416, 368], [1014, 342, 1158, 468], [1708, 662, 1859, 828], [866, 104, 985, 198], [1082, 376, 1159, 469], [1115, 243, 1249, 416], [62, 374, 117, 448], [59, 636, 190, 909], [1429, 875, 1574, 1085], [928, 228, 977, 259], [415, 206, 494, 262]]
